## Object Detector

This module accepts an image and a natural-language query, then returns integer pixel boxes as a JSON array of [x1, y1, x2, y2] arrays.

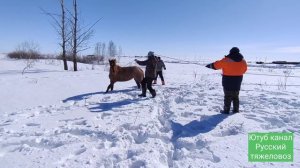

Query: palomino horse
[[106, 59, 144, 93]]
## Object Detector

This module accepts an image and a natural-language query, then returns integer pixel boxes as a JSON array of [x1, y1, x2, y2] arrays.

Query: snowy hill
[[0, 54, 299, 168]]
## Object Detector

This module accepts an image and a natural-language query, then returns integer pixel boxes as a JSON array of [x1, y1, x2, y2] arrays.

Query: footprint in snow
[[74, 147, 87, 155], [0, 119, 14, 126], [26, 123, 41, 127], [73, 120, 87, 126], [130, 160, 146, 168]]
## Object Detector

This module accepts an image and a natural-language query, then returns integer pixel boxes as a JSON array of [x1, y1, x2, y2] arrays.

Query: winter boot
[[162, 81, 165, 85], [138, 86, 147, 97], [153, 80, 157, 84], [220, 110, 229, 114], [150, 90, 156, 98], [221, 106, 230, 114], [138, 93, 146, 97], [232, 108, 239, 113]]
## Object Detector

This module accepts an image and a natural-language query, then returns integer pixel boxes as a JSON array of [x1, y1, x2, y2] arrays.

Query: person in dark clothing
[[205, 47, 247, 114], [135, 51, 158, 98], [153, 57, 166, 85]]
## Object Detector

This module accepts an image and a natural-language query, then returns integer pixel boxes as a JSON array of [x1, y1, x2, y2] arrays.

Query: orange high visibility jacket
[[213, 57, 247, 76]]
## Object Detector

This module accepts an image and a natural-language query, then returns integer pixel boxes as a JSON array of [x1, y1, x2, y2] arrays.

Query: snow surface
[[0, 54, 299, 168]]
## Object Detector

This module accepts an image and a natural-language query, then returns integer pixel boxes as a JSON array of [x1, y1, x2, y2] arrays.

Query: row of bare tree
[[94, 41, 122, 62], [44, 0, 101, 71]]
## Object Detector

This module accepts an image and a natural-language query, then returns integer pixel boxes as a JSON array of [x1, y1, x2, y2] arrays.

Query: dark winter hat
[[229, 47, 240, 54], [147, 51, 154, 56]]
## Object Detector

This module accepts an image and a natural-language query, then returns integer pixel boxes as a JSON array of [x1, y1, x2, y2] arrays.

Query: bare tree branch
[[41, 0, 69, 70], [69, 0, 102, 71]]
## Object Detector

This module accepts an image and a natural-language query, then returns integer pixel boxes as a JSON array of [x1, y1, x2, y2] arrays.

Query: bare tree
[[108, 40, 117, 58], [71, 0, 79, 71], [283, 67, 293, 90], [101, 43, 106, 56], [42, 0, 69, 70], [101, 43, 106, 63], [118, 46, 123, 56], [117, 45, 122, 62], [60, 0, 68, 70], [94, 42, 101, 57], [69, 0, 102, 71], [94, 42, 105, 64], [16, 41, 41, 75]]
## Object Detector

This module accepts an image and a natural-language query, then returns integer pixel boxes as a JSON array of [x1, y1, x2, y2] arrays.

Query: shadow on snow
[[62, 88, 137, 103], [62, 87, 140, 112], [171, 113, 228, 141], [62, 92, 105, 103], [89, 98, 140, 112]]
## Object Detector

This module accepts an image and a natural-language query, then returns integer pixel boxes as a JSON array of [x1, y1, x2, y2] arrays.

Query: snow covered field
[[0, 54, 299, 168]]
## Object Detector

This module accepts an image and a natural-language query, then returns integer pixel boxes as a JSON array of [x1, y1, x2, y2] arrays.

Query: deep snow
[[0, 54, 299, 168]]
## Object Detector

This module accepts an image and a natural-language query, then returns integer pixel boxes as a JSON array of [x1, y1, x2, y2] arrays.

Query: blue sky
[[1, 0, 300, 61]]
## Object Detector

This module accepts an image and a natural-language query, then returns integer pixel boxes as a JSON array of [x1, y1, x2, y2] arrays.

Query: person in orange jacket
[[206, 47, 247, 114]]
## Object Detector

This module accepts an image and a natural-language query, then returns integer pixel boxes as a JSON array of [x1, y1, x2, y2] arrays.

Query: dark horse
[[106, 59, 144, 93]]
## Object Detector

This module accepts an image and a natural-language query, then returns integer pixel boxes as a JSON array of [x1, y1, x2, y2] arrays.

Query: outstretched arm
[[205, 63, 216, 70], [135, 59, 148, 66], [205, 57, 226, 70]]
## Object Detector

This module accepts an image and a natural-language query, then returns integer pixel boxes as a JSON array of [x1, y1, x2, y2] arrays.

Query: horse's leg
[[135, 79, 141, 89], [134, 72, 143, 89], [106, 83, 111, 93], [111, 82, 114, 91]]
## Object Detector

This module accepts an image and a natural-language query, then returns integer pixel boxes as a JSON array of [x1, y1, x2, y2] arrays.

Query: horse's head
[[109, 59, 116, 67], [109, 59, 117, 73]]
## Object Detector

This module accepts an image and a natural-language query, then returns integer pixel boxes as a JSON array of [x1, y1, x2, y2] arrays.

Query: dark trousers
[[223, 89, 240, 112], [141, 77, 155, 95], [155, 71, 164, 81]]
